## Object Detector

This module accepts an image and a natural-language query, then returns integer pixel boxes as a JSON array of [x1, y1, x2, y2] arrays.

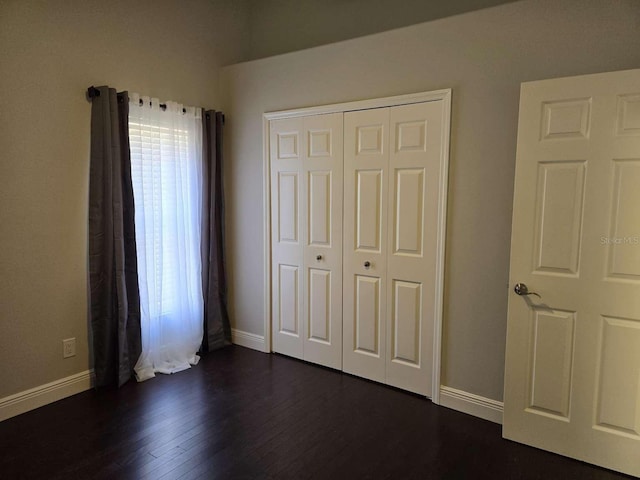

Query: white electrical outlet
[[63, 338, 76, 358]]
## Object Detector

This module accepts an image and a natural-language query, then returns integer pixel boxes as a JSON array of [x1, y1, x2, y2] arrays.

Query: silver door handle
[[514, 283, 541, 299]]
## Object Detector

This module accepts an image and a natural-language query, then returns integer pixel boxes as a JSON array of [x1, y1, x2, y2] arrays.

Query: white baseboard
[[0, 370, 94, 422], [232, 328, 268, 352], [439, 386, 504, 424]]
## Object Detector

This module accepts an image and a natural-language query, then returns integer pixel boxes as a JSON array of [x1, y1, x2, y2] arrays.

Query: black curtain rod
[[136, 98, 185, 114], [86, 87, 174, 110], [86, 86, 224, 123]]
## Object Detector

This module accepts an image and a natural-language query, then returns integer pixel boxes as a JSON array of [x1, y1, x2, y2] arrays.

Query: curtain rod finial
[[87, 86, 100, 99]]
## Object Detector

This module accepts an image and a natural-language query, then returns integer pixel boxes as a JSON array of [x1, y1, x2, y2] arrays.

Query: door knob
[[514, 283, 541, 298], [316, 254, 323, 261], [364, 261, 371, 269]]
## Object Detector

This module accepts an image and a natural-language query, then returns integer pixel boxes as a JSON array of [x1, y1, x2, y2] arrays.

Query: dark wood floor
[[0, 346, 631, 479]]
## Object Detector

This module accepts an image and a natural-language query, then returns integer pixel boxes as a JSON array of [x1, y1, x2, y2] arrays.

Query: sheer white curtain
[[128, 93, 204, 382]]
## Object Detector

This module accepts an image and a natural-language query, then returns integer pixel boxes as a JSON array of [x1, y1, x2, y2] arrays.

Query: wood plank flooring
[[0, 346, 632, 479]]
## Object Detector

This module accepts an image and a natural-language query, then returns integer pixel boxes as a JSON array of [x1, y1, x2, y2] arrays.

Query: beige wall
[[0, 0, 248, 398], [220, 0, 640, 401]]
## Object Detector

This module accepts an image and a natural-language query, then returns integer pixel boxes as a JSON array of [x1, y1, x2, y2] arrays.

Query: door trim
[[262, 89, 452, 402]]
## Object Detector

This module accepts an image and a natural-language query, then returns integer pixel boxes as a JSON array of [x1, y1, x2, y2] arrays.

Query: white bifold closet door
[[270, 113, 343, 369], [343, 102, 445, 396]]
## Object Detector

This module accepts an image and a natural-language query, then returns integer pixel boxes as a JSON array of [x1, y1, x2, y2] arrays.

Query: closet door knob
[[364, 261, 371, 269], [316, 254, 323, 261]]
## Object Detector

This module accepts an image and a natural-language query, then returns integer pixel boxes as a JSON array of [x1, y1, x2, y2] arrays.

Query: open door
[[504, 69, 640, 477]]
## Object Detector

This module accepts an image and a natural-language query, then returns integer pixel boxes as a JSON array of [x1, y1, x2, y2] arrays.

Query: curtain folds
[[88, 87, 228, 386], [128, 95, 205, 381], [88, 86, 142, 388], [201, 111, 232, 352]]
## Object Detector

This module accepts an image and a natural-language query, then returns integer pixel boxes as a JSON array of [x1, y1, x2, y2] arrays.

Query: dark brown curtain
[[88, 86, 142, 387], [201, 110, 232, 351]]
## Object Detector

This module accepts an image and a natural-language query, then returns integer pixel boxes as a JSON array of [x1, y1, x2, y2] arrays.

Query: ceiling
[[245, 0, 520, 60]]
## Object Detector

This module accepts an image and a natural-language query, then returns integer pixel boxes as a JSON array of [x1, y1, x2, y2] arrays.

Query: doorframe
[[262, 89, 452, 403]]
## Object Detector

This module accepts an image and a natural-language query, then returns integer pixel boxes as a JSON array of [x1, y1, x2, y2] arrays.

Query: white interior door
[[343, 108, 390, 383], [270, 114, 343, 368], [270, 118, 304, 359], [302, 113, 343, 369], [504, 69, 640, 477], [385, 102, 445, 396], [343, 101, 448, 396]]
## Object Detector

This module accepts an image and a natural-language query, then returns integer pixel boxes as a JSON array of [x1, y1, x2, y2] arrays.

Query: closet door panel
[[343, 108, 389, 382], [356, 170, 383, 251], [385, 101, 444, 396], [270, 118, 304, 359], [354, 275, 382, 356], [303, 113, 343, 369]]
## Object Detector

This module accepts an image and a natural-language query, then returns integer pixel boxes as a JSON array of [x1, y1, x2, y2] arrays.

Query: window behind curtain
[[128, 94, 204, 381]]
